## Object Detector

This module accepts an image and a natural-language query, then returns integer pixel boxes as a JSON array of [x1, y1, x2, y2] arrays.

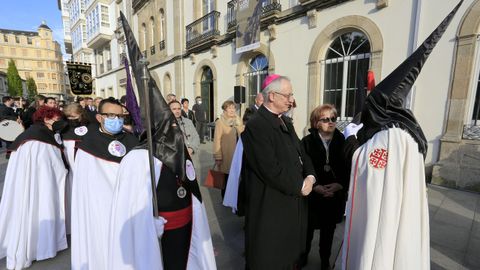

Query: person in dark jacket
[[0, 96, 18, 121], [180, 98, 196, 126], [242, 74, 316, 270], [22, 94, 46, 130], [300, 104, 348, 270]]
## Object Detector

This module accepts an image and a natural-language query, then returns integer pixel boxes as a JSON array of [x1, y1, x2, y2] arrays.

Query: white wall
[[148, 0, 474, 166]]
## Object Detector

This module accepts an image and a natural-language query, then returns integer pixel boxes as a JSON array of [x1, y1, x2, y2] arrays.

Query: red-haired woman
[[0, 106, 69, 269]]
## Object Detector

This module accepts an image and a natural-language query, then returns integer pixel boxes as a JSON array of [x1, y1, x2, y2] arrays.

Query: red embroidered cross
[[369, 148, 388, 169]]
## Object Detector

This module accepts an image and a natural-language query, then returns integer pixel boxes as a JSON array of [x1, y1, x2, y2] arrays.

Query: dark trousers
[[161, 221, 192, 270], [221, 173, 229, 199], [196, 121, 206, 143], [304, 222, 336, 264]]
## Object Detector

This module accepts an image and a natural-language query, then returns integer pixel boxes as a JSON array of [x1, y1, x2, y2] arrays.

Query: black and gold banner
[[66, 61, 93, 95]]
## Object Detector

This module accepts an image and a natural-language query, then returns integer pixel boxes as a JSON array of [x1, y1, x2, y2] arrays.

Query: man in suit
[[248, 92, 264, 113], [192, 96, 207, 144], [242, 74, 316, 270]]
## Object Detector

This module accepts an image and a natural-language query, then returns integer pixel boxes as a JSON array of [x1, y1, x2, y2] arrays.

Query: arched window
[[244, 54, 268, 106], [163, 73, 172, 95], [201, 67, 214, 122], [159, 9, 165, 42], [149, 17, 155, 47], [323, 31, 371, 119], [141, 23, 147, 53]]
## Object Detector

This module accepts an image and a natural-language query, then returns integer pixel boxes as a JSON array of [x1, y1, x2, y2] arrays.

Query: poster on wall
[[66, 61, 93, 95], [236, 0, 264, 54]]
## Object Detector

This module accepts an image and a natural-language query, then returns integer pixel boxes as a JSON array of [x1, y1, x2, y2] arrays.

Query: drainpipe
[[406, 0, 422, 109]]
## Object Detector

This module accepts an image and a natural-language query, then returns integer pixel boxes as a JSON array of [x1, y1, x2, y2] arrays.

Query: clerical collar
[[264, 105, 282, 118]]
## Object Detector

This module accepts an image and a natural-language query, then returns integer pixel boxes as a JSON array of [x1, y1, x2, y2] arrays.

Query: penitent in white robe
[[63, 139, 76, 235], [342, 128, 430, 270], [108, 149, 217, 270], [0, 141, 68, 270], [71, 149, 121, 270]]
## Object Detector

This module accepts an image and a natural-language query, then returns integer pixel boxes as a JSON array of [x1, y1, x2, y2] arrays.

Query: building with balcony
[[0, 22, 66, 99], [63, 0, 134, 98], [132, 0, 480, 192]]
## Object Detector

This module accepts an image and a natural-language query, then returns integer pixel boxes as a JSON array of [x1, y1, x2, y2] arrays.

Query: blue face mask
[[103, 117, 124, 134]]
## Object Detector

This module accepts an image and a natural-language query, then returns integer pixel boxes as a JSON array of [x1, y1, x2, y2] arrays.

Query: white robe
[[0, 141, 68, 270], [223, 138, 243, 213], [342, 128, 430, 270], [63, 140, 76, 235], [109, 149, 217, 270], [71, 149, 121, 270]]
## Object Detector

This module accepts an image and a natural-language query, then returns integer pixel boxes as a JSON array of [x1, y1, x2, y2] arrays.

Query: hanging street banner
[[236, 0, 264, 54], [66, 61, 93, 95]]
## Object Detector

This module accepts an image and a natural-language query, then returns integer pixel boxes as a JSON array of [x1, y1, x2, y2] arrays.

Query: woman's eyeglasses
[[319, 117, 337, 123]]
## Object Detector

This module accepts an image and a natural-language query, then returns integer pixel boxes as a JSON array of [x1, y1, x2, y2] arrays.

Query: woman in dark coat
[[300, 104, 348, 270]]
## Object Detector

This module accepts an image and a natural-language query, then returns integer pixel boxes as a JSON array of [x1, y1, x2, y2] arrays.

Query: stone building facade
[[0, 22, 66, 99]]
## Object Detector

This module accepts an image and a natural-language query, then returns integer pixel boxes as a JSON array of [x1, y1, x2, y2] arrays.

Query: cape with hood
[[0, 123, 68, 269], [342, 2, 463, 269], [71, 122, 138, 270], [107, 12, 216, 270]]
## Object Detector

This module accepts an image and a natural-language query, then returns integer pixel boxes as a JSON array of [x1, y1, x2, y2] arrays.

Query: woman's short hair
[[33, 106, 63, 123], [63, 103, 89, 124], [309, 104, 338, 129], [221, 100, 236, 110]]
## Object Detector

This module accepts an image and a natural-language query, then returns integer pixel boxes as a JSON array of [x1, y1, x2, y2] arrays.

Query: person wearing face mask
[[71, 97, 138, 270], [0, 106, 69, 270], [192, 96, 207, 144], [60, 103, 90, 235]]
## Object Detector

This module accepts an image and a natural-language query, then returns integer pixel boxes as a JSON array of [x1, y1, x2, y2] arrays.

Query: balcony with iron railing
[[150, 45, 156, 55], [186, 11, 220, 50], [159, 40, 165, 51], [119, 52, 127, 63], [227, 0, 281, 32]]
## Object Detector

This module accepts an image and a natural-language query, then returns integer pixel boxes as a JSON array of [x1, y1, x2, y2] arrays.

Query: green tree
[[26, 77, 37, 99], [6, 59, 23, 96]]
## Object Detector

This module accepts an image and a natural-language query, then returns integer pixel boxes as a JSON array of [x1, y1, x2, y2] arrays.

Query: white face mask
[[197, 100, 202, 104]]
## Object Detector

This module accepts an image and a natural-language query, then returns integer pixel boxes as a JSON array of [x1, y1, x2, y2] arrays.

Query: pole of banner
[[139, 55, 159, 218]]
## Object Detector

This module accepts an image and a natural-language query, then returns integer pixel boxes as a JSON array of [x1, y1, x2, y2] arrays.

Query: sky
[[0, 0, 66, 54]]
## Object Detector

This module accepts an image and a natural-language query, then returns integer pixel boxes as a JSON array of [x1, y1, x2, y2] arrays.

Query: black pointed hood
[[120, 12, 187, 182], [357, 0, 463, 157]]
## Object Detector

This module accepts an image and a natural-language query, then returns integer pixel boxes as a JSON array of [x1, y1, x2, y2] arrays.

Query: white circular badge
[[74, 126, 88, 136], [185, 160, 196, 181], [108, 140, 127, 157], [54, 133, 63, 145]]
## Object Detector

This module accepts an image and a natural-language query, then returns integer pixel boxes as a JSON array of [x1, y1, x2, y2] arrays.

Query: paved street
[[0, 142, 479, 270]]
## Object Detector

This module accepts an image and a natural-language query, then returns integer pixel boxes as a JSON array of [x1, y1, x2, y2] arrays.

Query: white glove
[[154, 216, 167, 238], [343, 123, 363, 139]]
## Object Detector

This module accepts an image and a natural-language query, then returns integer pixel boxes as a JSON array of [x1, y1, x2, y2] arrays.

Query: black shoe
[[201, 141, 206, 144]]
